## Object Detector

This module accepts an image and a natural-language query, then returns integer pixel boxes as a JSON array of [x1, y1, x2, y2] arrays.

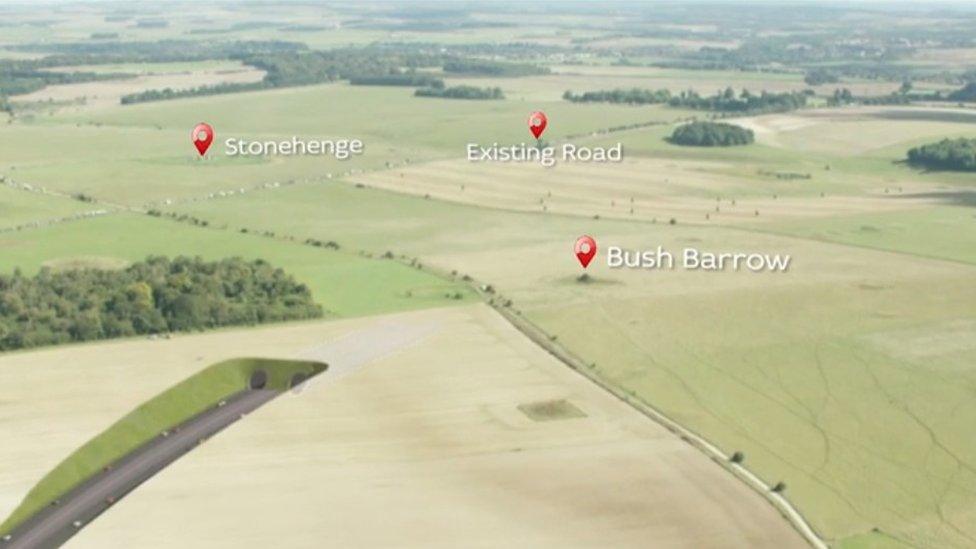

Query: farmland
[[1, 2, 976, 549]]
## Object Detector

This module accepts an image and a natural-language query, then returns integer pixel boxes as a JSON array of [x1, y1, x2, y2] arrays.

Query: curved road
[[2, 390, 278, 549]]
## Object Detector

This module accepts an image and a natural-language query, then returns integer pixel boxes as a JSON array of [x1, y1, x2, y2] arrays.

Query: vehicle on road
[[72, 520, 82, 529]]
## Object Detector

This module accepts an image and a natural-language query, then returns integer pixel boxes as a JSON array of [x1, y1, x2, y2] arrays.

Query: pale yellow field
[[347, 156, 931, 225], [11, 63, 264, 113], [1, 305, 806, 548], [732, 106, 976, 154], [0, 315, 385, 524]]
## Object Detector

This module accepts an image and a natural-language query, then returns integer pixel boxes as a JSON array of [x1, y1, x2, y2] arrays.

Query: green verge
[[0, 356, 326, 536]]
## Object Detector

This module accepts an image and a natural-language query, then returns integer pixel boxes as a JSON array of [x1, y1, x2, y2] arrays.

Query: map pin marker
[[192, 122, 215, 156], [575, 235, 597, 268], [528, 111, 547, 139]]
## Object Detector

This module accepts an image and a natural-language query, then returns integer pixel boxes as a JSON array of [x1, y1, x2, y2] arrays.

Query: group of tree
[[826, 87, 912, 106], [948, 82, 976, 102], [562, 88, 671, 105], [121, 81, 268, 104], [906, 138, 976, 171], [668, 87, 808, 113], [349, 73, 444, 88], [0, 256, 322, 351], [415, 85, 504, 100], [669, 121, 755, 147], [442, 59, 549, 77], [803, 68, 840, 86]]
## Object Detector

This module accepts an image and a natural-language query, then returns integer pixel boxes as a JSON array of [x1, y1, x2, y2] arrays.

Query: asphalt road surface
[[2, 390, 278, 549]]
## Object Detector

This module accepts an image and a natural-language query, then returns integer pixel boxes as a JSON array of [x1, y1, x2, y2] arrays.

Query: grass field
[[3, 84, 692, 206], [56, 305, 806, 548], [0, 213, 474, 317], [0, 357, 325, 536], [0, 186, 102, 230]]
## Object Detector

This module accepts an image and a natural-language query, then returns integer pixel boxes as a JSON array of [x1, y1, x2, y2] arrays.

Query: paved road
[[2, 390, 278, 549]]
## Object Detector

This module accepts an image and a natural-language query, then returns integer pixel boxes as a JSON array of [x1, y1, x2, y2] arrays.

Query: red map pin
[[575, 235, 597, 268], [191, 122, 215, 156], [528, 111, 547, 139]]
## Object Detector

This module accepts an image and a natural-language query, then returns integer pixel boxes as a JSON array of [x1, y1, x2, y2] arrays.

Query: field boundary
[[482, 296, 830, 549]]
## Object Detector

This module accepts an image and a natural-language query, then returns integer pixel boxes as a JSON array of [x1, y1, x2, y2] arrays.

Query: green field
[[2, 84, 692, 206], [767, 206, 976, 265], [0, 212, 474, 316], [0, 186, 103, 230], [0, 357, 325, 536]]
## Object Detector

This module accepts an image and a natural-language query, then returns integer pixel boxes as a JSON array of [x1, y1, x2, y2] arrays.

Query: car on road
[[218, 400, 227, 407], [72, 520, 83, 529], [2, 534, 12, 542], [106, 496, 116, 505]]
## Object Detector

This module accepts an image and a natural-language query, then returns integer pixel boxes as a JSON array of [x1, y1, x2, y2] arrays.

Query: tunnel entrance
[[249, 370, 268, 390]]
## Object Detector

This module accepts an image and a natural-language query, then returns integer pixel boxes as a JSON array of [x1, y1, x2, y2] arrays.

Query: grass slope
[[0, 357, 326, 536]]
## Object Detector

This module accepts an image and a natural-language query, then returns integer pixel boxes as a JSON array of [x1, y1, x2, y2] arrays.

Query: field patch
[[766, 206, 976, 265], [346, 156, 930, 225], [518, 399, 587, 421], [12, 61, 264, 114], [0, 186, 103, 230]]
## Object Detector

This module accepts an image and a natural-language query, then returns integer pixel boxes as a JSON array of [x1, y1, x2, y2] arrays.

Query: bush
[[669, 121, 754, 147]]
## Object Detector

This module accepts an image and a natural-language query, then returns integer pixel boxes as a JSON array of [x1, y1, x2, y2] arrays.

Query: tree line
[[415, 85, 504, 100], [442, 59, 549, 77], [0, 256, 322, 351], [349, 73, 445, 88], [669, 88, 808, 113], [563, 88, 671, 105], [562, 86, 808, 113]]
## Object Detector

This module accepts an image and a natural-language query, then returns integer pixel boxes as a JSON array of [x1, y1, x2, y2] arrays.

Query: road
[[2, 390, 278, 549]]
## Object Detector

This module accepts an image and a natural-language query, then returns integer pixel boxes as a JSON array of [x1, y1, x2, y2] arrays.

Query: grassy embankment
[[0, 357, 326, 536]]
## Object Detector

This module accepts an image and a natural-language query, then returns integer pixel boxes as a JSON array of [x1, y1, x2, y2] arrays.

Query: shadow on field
[[890, 190, 976, 207], [868, 109, 976, 124]]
